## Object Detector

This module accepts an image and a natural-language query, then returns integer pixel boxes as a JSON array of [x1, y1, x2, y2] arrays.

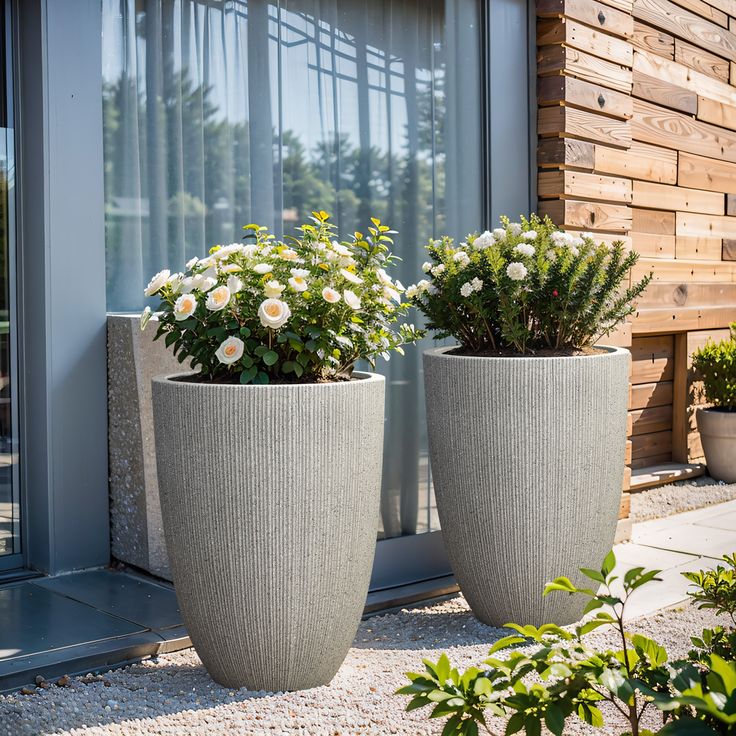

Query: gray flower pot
[[423, 346, 630, 626], [151, 372, 385, 691], [697, 407, 736, 483]]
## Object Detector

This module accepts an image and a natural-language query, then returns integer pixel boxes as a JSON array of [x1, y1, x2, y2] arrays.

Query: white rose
[[215, 336, 245, 365], [221, 263, 242, 273], [214, 244, 243, 260], [144, 269, 170, 297], [206, 285, 231, 311], [421, 262, 432, 273], [227, 275, 243, 294], [322, 287, 341, 303], [344, 290, 361, 309], [430, 264, 445, 277], [417, 279, 431, 292], [405, 284, 419, 298], [522, 230, 537, 241], [332, 241, 352, 257], [473, 231, 494, 249], [492, 227, 505, 239], [140, 306, 152, 331], [460, 282, 473, 297], [514, 243, 535, 258], [341, 268, 364, 285], [506, 261, 528, 281], [264, 280, 285, 298], [453, 251, 470, 268], [253, 263, 273, 274], [241, 244, 259, 258], [383, 286, 401, 303], [197, 257, 215, 269], [508, 222, 522, 236], [376, 268, 392, 285], [192, 275, 217, 292], [258, 298, 291, 329], [174, 293, 198, 321], [288, 268, 309, 292], [279, 248, 299, 261], [471, 277, 483, 292], [185, 257, 199, 270]]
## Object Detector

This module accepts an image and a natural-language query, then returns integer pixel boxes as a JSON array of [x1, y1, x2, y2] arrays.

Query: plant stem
[[615, 595, 639, 736]]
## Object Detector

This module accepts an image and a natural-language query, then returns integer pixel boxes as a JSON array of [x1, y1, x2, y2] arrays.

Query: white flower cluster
[[141, 218, 408, 375], [460, 277, 483, 297]]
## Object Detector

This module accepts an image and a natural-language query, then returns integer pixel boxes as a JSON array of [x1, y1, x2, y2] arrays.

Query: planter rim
[[423, 344, 629, 362], [152, 369, 383, 390], [698, 406, 736, 414]]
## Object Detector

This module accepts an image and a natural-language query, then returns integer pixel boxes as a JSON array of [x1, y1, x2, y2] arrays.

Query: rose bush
[[141, 211, 420, 383], [406, 214, 652, 355]]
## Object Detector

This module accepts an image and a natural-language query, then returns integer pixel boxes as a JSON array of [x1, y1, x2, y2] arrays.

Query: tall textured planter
[[424, 346, 629, 627], [152, 372, 385, 691], [697, 408, 736, 483]]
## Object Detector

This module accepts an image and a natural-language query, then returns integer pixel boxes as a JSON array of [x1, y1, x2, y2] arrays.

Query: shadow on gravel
[[352, 597, 508, 651]]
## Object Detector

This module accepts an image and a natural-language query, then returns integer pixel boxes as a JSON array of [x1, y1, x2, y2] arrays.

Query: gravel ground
[[630, 474, 736, 522], [0, 594, 727, 736]]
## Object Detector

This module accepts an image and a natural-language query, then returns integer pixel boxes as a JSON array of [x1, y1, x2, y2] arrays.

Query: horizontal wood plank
[[631, 232, 676, 257], [539, 170, 633, 201], [676, 211, 736, 238], [594, 141, 678, 181], [631, 357, 674, 382], [538, 45, 634, 93], [539, 105, 632, 147], [634, 49, 736, 106], [632, 0, 736, 62], [635, 281, 736, 307], [632, 181, 724, 214], [630, 380, 674, 408], [537, 0, 635, 38], [632, 305, 736, 331], [538, 138, 596, 169], [675, 235, 723, 260], [537, 18, 634, 67], [678, 151, 736, 193], [675, 39, 730, 81], [538, 199, 632, 231], [633, 256, 736, 281], [632, 70, 698, 113], [538, 75, 634, 119], [632, 20, 676, 57], [631, 405, 674, 434], [633, 208, 676, 234], [632, 429, 673, 459], [633, 99, 736, 163], [697, 95, 736, 130], [669, 0, 728, 26]]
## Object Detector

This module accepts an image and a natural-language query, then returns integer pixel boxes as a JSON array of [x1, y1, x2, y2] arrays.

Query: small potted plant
[[406, 214, 651, 626], [692, 327, 736, 483], [142, 211, 419, 691]]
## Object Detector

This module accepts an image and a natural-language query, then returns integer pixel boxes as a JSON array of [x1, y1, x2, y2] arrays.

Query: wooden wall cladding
[[536, 0, 736, 501]]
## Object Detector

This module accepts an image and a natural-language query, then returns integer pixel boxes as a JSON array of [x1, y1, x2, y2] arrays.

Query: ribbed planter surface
[[424, 346, 630, 627], [152, 372, 385, 691], [697, 408, 736, 483]]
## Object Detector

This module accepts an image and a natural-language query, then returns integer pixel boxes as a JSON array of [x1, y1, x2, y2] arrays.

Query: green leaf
[[262, 350, 279, 366], [239, 366, 257, 383], [580, 568, 605, 583], [544, 704, 565, 736], [601, 550, 616, 577], [253, 371, 270, 385]]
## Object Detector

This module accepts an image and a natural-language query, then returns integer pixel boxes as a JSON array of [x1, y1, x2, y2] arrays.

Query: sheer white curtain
[[102, 0, 482, 538]]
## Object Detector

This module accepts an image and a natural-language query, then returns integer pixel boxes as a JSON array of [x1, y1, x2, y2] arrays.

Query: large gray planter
[[151, 372, 385, 691], [423, 346, 629, 627], [697, 408, 736, 483]]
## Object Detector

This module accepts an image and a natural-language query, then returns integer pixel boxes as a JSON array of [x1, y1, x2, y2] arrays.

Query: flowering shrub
[[406, 214, 652, 354], [397, 551, 736, 736], [141, 211, 420, 383], [691, 326, 736, 411]]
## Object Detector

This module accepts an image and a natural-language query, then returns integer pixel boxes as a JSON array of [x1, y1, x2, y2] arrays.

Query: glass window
[[0, 0, 20, 563], [102, 0, 483, 541]]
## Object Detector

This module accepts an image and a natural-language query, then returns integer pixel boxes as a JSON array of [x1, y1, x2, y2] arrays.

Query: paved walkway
[[614, 498, 736, 619]]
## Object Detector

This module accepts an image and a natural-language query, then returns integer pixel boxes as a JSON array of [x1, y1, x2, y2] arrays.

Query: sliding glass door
[[0, 0, 21, 571], [102, 0, 529, 589]]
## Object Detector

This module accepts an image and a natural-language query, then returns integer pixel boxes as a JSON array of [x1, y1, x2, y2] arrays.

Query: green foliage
[[692, 328, 736, 410], [397, 551, 736, 736], [406, 214, 652, 354], [685, 554, 736, 625], [143, 211, 422, 383]]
